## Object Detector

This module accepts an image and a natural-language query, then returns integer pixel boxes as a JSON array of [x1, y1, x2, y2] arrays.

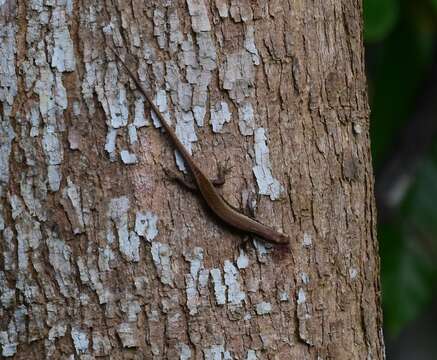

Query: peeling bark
[[0, 0, 383, 359]]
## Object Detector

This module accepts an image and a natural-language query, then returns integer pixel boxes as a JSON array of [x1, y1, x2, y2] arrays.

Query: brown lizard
[[110, 47, 290, 246]]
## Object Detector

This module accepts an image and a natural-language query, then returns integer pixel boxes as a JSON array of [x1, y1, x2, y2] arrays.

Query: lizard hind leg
[[212, 157, 233, 187], [162, 167, 198, 192], [239, 234, 254, 253]]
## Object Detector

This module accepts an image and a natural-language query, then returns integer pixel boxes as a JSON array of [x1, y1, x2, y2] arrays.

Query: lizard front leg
[[163, 159, 233, 191]]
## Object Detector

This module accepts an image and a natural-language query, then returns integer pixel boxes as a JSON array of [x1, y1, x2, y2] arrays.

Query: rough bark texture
[[0, 0, 384, 359]]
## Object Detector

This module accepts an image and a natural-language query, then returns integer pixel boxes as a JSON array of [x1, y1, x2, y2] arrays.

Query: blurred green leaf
[[365, 0, 437, 342], [381, 160, 437, 336], [368, 24, 433, 167], [364, 0, 400, 42]]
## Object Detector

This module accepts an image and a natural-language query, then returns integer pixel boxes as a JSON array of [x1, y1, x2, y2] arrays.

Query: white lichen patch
[[175, 110, 198, 172], [120, 150, 138, 165], [2, 228, 15, 272], [186, 0, 211, 33], [0, 23, 17, 112], [128, 124, 138, 144], [11, 195, 42, 272], [168, 8, 183, 54], [151, 89, 171, 128], [204, 345, 232, 360], [303, 232, 312, 247], [0, 121, 15, 196], [92, 332, 112, 356], [184, 247, 204, 315], [19, 171, 46, 222], [97, 246, 115, 272], [229, 1, 254, 22], [153, 8, 167, 49], [49, 8, 76, 72], [253, 239, 270, 262], [117, 323, 139, 348], [108, 196, 139, 261], [133, 98, 149, 128], [300, 272, 310, 284], [42, 126, 64, 166], [210, 268, 226, 305], [71, 326, 89, 355], [151, 242, 174, 286], [246, 349, 258, 360], [255, 301, 272, 315], [102, 64, 129, 129], [238, 102, 255, 136], [76, 256, 112, 305], [224, 260, 245, 306], [0, 330, 17, 357], [197, 33, 217, 71], [236, 250, 249, 269], [48, 323, 67, 341], [104, 127, 118, 160], [185, 274, 198, 315], [215, 0, 229, 18], [210, 101, 231, 133], [244, 25, 260, 66], [61, 177, 85, 234], [278, 291, 289, 302], [33, 66, 65, 120], [125, 231, 140, 262], [220, 51, 255, 103], [135, 211, 158, 242], [252, 128, 284, 200], [297, 288, 306, 304], [296, 287, 313, 345], [177, 343, 192, 360], [46, 231, 77, 298]]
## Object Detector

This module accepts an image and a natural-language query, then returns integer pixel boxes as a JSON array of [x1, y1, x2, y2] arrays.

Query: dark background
[[364, 0, 437, 358]]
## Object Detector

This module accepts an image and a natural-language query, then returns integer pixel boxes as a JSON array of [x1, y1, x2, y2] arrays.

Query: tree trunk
[[0, 0, 384, 359]]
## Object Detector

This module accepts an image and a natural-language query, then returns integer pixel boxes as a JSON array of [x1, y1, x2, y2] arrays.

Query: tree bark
[[0, 0, 384, 359]]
